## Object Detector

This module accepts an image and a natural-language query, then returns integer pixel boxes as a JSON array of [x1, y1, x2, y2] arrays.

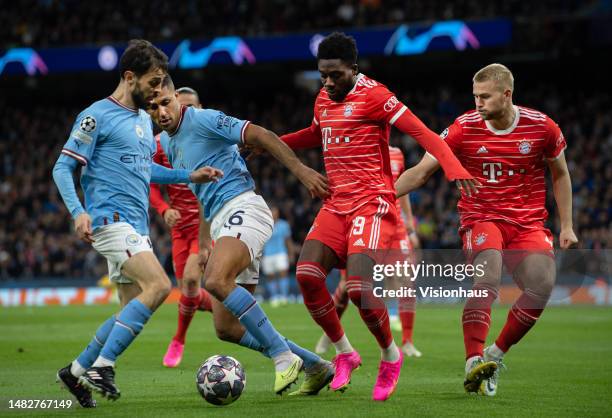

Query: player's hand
[[559, 228, 578, 249], [295, 164, 329, 199], [75, 213, 95, 244], [408, 230, 421, 249], [198, 242, 213, 272], [455, 178, 481, 197], [190, 167, 224, 183], [163, 208, 181, 228]]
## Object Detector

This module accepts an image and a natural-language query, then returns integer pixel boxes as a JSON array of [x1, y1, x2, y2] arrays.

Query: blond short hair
[[473, 63, 514, 91]]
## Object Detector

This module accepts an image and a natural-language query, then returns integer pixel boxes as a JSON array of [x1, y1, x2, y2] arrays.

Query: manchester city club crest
[[518, 139, 531, 154], [135, 125, 144, 138], [344, 104, 353, 117]]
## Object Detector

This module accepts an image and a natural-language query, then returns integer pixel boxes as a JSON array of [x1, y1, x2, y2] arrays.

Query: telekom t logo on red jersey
[[322, 127, 350, 151], [482, 162, 502, 183], [482, 162, 527, 183]]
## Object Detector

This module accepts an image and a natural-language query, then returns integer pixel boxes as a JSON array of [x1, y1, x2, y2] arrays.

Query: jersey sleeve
[[194, 108, 250, 145], [439, 120, 463, 154], [544, 117, 567, 160], [365, 85, 407, 126], [60, 106, 103, 165]]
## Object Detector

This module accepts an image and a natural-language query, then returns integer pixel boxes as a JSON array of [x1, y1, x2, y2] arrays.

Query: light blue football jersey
[[263, 219, 291, 256], [58, 97, 156, 234], [159, 106, 255, 221]]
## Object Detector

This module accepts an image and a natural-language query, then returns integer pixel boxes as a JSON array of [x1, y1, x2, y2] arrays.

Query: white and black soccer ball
[[196, 355, 245, 406], [80, 116, 96, 132]]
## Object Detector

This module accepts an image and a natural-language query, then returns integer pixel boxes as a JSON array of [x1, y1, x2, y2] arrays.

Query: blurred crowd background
[[0, 0, 610, 281]]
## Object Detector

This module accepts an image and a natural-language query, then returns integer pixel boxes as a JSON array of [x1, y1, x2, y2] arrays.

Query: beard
[[131, 86, 149, 109]]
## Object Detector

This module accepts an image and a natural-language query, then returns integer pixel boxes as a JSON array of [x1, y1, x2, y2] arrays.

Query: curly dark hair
[[119, 39, 168, 79], [316, 32, 358, 65]]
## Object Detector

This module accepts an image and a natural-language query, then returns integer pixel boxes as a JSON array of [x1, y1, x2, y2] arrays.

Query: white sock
[[381, 341, 400, 362], [70, 360, 86, 377], [332, 334, 354, 354], [272, 351, 296, 372], [92, 356, 115, 368], [465, 355, 482, 374], [487, 343, 505, 361]]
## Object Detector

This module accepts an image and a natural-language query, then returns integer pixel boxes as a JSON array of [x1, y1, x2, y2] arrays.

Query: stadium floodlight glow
[[309, 34, 325, 57], [169, 38, 256, 70], [0, 48, 48, 75], [98, 46, 118, 71], [385, 21, 481, 56]]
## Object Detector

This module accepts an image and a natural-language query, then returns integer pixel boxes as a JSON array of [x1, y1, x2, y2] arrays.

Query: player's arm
[[392, 108, 476, 189], [280, 120, 322, 150], [53, 109, 103, 244], [398, 194, 421, 249], [197, 202, 213, 271], [151, 162, 223, 184], [244, 124, 329, 199], [395, 153, 440, 197], [547, 152, 578, 249], [52, 155, 94, 243]]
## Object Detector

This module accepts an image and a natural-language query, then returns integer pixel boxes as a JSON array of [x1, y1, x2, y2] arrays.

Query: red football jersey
[[150, 135, 200, 230], [311, 73, 408, 214], [441, 106, 566, 230]]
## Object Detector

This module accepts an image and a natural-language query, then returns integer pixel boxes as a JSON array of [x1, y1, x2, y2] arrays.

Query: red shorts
[[306, 196, 398, 268], [171, 223, 200, 279], [461, 221, 554, 272]]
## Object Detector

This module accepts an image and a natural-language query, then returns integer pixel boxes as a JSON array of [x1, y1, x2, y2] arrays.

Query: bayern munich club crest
[[344, 104, 353, 117], [518, 140, 532, 154], [475, 232, 488, 246]]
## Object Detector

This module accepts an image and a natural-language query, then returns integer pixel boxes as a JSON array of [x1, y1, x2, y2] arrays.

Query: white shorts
[[92, 222, 153, 284], [262, 253, 290, 276], [210, 191, 273, 285]]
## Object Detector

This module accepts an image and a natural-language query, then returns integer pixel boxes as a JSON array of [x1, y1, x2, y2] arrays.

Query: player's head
[[119, 39, 169, 109], [317, 32, 359, 102], [146, 75, 181, 132], [176, 87, 201, 109], [472, 63, 514, 120], [270, 205, 280, 221]]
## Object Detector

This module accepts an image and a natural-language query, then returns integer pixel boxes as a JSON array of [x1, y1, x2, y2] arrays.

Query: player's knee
[[181, 274, 200, 292], [215, 326, 240, 343], [203, 276, 231, 301], [296, 263, 326, 293], [155, 277, 172, 300]]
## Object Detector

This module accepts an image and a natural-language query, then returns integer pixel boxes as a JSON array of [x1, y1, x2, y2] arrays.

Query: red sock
[[197, 288, 213, 312], [495, 290, 547, 352], [346, 275, 393, 348], [174, 294, 200, 344], [462, 284, 498, 359], [399, 296, 416, 344], [296, 262, 345, 342], [332, 278, 349, 319]]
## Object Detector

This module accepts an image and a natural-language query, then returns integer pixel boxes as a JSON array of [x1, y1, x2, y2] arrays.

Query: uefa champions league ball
[[196, 355, 246, 405]]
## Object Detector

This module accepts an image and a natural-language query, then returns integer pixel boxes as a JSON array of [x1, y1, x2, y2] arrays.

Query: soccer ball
[[196, 355, 246, 406]]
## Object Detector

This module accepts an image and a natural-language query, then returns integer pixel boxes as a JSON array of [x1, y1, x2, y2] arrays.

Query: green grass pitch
[[1, 304, 611, 417]]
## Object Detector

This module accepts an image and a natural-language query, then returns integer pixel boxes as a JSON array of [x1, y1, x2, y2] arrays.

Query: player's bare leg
[[345, 253, 401, 401], [296, 240, 360, 391], [79, 252, 171, 400], [203, 236, 304, 394], [483, 253, 555, 396], [163, 254, 212, 368], [463, 249, 501, 393]]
